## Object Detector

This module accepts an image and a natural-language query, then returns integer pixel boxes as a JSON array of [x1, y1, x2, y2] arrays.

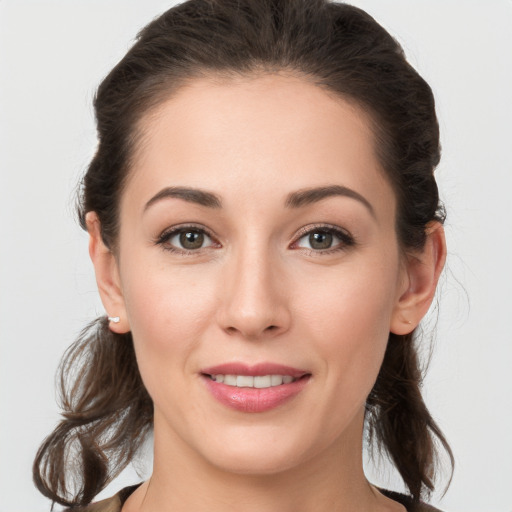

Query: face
[[108, 74, 411, 475]]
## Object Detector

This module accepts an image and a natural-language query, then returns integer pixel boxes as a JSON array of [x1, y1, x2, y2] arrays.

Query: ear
[[390, 222, 446, 335], [86, 212, 130, 334]]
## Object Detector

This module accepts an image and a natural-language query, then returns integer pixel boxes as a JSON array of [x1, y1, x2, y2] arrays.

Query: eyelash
[[291, 223, 356, 256], [154, 223, 355, 256], [155, 224, 219, 255]]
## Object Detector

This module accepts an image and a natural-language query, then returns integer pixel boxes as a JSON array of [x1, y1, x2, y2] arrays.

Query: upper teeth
[[211, 374, 295, 388]]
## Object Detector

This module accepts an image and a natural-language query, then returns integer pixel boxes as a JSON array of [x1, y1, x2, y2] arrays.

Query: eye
[[293, 225, 355, 253], [156, 225, 217, 253]]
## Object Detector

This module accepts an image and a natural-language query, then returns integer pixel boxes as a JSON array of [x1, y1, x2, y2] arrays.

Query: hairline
[[112, 68, 402, 253]]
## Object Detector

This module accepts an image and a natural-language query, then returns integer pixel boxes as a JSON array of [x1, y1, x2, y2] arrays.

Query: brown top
[[68, 484, 444, 512]]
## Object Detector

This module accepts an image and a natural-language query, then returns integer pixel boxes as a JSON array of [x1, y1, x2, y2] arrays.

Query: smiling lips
[[211, 374, 296, 387], [201, 363, 311, 413]]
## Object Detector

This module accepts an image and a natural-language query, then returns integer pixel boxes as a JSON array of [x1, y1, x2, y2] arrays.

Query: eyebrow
[[143, 184, 374, 217], [144, 186, 222, 211], [285, 185, 375, 217]]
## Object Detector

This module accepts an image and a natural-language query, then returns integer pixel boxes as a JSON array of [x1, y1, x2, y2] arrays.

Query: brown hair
[[33, 0, 453, 506]]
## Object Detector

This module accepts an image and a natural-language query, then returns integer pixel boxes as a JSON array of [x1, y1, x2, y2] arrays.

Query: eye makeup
[[153, 221, 356, 258]]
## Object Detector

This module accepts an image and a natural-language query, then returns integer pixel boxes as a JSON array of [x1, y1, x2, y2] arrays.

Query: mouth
[[200, 363, 311, 413], [205, 373, 304, 388]]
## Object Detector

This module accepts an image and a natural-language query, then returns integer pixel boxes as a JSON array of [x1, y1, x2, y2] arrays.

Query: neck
[[126, 411, 393, 512]]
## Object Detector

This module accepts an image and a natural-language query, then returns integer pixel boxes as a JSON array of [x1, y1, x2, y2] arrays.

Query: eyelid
[[290, 223, 356, 253], [154, 222, 354, 255], [293, 223, 351, 239], [155, 223, 220, 254]]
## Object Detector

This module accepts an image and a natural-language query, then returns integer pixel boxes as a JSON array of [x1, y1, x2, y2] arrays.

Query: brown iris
[[309, 231, 333, 250], [180, 230, 204, 249]]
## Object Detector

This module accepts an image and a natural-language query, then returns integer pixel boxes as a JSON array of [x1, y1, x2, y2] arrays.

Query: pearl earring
[[108, 316, 120, 323]]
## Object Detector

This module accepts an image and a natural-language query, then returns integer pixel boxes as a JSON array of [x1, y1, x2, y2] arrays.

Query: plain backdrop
[[1, 1, 511, 511]]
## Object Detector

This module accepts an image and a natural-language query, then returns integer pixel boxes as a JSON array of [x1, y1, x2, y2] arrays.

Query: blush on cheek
[[124, 267, 219, 369], [301, 278, 393, 388]]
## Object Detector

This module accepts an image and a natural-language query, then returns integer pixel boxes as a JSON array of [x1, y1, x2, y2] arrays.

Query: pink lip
[[201, 362, 311, 413], [201, 362, 308, 378]]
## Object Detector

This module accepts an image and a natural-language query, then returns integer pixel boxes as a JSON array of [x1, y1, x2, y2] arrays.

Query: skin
[[87, 73, 446, 512]]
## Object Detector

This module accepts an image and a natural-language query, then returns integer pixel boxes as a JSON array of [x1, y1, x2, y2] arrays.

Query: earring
[[108, 316, 120, 324]]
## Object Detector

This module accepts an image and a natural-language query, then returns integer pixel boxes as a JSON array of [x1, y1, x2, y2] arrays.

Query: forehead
[[123, 73, 395, 220]]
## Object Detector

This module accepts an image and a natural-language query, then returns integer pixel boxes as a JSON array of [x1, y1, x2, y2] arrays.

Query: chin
[[196, 427, 316, 476], [209, 449, 304, 476]]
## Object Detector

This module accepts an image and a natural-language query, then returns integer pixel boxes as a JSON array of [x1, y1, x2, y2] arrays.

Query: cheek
[[123, 250, 216, 327], [294, 252, 400, 391], [286, 266, 397, 450], [119, 256, 219, 391]]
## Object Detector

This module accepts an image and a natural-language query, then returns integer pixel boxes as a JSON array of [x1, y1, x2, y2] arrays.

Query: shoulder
[[67, 484, 444, 512], [380, 488, 445, 512], [63, 496, 120, 512], [63, 484, 141, 512]]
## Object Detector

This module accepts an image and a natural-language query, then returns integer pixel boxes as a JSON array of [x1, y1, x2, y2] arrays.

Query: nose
[[216, 243, 291, 340]]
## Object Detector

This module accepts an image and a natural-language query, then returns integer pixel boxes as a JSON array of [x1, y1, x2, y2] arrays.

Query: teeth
[[211, 374, 298, 388], [224, 375, 237, 386], [254, 376, 271, 388], [237, 375, 253, 387], [271, 375, 282, 386]]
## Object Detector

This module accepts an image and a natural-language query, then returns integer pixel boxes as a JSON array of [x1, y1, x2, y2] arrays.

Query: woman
[[33, 1, 453, 510]]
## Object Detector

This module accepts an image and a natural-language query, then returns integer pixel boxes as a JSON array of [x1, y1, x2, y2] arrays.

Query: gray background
[[1, 1, 511, 511]]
